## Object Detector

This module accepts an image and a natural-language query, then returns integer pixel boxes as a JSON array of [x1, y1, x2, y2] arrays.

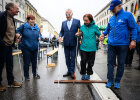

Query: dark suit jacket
[[60, 18, 80, 46], [0, 11, 16, 46]]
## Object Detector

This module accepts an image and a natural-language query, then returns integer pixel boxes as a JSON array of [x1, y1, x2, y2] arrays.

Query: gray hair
[[66, 9, 73, 15], [5, 2, 15, 10]]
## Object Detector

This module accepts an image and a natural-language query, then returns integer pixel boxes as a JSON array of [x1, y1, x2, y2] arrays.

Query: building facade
[[0, 0, 3, 12], [1, 0, 26, 28], [94, 0, 140, 26], [41, 17, 58, 38], [25, 0, 42, 27]]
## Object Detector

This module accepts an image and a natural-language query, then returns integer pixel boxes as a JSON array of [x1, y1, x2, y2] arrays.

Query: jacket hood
[[24, 22, 39, 31], [84, 20, 95, 27]]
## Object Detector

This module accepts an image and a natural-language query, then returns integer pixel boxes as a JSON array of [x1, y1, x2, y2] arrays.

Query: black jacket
[[0, 11, 16, 46]]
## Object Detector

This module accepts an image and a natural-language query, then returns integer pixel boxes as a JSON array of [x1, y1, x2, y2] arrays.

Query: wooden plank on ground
[[46, 63, 56, 68], [54, 80, 107, 83]]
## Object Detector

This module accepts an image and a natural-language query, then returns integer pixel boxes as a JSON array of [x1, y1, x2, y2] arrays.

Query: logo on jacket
[[118, 19, 123, 23]]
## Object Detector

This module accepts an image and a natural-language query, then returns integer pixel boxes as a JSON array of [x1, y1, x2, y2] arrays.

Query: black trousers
[[137, 42, 140, 67], [0, 46, 14, 85], [125, 48, 135, 65], [80, 50, 96, 75]]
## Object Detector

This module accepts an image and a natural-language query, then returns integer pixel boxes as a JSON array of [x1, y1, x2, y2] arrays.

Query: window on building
[[126, 0, 128, 3], [125, 6, 128, 11], [107, 18, 109, 23], [19, 11, 21, 18], [23, 14, 24, 19], [137, 16, 140, 20], [139, 0, 140, 9], [131, 3, 134, 13]]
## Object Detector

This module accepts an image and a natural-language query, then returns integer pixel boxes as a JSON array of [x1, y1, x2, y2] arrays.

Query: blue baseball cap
[[108, 0, 122, 10]]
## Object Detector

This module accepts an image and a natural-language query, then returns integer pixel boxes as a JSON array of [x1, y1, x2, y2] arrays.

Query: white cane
[[17, 43, 24, 83], [36, 39, 40, 79], [57, 39, 62, 88], [74, 32, 79, 79]]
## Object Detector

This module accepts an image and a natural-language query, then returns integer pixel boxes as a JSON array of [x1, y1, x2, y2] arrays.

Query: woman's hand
[[75, 32, 80, 36]]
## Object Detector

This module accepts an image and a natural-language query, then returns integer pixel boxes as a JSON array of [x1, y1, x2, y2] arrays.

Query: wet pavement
[[0, 45, 93, 100], [1, 45, 140, 100], [93, 48, 140, 100]]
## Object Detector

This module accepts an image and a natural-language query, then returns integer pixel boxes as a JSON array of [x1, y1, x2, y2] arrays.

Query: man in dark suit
[[59, 9, 80, 79]]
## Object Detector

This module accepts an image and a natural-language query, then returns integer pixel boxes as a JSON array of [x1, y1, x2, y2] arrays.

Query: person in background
[[100, 0, 137, 89], [75, 14, 101, 80], [16, 15, 40, 81], [103, 36, 108, 53], [51, 36, 57, 49], [96, 37, 100, 50], [59, 9, 80, 79], [0, 2, 22, 92], [135, 20, 140, 70]]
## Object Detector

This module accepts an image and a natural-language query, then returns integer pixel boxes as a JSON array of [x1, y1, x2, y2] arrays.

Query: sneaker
[[106, 81, 113, 88], [25, 77, 30, 81], [0, 85, 6, 92], [33, 74, 40, 79], [81, 74, 86, 80], [85, 75, 90, 80], [114, 82, 120, 89], [8, 81, 22, 88]]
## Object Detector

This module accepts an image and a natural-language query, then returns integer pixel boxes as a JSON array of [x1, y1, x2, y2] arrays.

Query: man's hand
[[16, 33, 20, 38], [129, 40, 136, 50], [59, 37, 62, 43], [16, 34, 21, 43], [99, 34, 104, 41]]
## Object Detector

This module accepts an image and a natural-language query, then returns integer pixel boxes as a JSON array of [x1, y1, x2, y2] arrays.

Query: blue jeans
[[107, 45, 129, 83], [21, 48, 38, 78]]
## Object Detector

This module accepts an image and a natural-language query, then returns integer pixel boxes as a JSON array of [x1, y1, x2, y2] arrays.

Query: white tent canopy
[[41, 31, 54, 38]]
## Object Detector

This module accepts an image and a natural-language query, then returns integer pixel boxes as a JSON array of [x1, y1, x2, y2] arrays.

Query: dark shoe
[[25, 77, 30, 81], [71, 74, 76, 79], [8, 81, 22, 88], [33, 74, 40, 79], [0, 85, 6, 92], [63, 72, 71, 77], [135, 67, 140, 70]]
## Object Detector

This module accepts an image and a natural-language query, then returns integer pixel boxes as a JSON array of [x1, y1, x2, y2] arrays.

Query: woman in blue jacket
[[76, 14, 101, 80], [16, 15, 40, 80]]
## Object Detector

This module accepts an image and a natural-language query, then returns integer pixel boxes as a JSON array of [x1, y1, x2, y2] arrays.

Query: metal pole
[[17, 43, 24, 83]]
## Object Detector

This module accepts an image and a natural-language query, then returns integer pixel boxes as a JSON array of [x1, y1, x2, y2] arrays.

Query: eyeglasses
[[66, 14, 72, 17]]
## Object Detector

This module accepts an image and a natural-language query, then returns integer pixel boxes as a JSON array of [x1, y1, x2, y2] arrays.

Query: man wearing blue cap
[[100, 0, 137, 89]]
